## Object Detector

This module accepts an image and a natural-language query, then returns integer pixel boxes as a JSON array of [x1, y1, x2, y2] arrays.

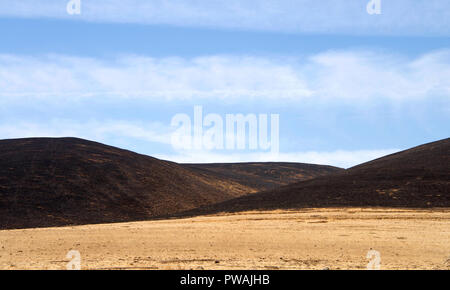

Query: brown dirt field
[[1, 208, 449, 270]]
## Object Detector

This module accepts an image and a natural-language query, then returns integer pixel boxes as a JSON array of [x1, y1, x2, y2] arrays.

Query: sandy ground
[[1, 208, 449, 270]]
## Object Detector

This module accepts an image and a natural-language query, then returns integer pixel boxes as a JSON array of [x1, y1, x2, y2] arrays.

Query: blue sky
[[0, 0, 449, 168]]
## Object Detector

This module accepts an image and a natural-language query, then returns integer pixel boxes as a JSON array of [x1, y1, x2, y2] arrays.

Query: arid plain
[[1, 208, 449, 270]]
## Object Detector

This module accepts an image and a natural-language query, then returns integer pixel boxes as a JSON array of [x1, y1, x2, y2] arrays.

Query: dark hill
[[178, 138, 450, 216], [0, 138, 340, 229]]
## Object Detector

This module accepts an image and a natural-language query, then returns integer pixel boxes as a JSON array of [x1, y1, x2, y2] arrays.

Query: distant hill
[[0, 137, 340, 229], [183, 162, 341, 192], [178, 138, 450, 216]]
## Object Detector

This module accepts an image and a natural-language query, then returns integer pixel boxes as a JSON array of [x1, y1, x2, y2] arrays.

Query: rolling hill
[[178, 138, 450, 216], [0, 137, 341, 229]]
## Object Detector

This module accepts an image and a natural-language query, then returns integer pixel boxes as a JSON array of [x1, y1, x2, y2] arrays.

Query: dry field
[[1, 208, 449, 270]]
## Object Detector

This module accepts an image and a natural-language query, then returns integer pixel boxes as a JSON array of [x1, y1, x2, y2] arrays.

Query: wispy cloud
[[1, 50, 449, 103], [0, 0, 448, 36]]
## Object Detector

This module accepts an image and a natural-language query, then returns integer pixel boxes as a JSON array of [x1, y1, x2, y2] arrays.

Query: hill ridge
[[174, 138, 450, 217], [0, 137, 341, 229]]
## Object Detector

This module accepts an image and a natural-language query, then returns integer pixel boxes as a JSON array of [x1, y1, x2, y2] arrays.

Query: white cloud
[[155, 149, 400, 168], [309, 50, 450, 101], [0, 54, 313, 101], [0, 0, 449, 36], [1, 50, 449, 103]]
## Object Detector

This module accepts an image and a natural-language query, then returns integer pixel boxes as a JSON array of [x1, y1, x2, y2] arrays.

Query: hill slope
[[179, 138, 450, 216], [0, 137, 340, 229]]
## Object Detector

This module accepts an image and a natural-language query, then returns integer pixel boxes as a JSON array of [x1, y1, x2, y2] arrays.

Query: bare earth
[[1, 208, 449, 270]]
